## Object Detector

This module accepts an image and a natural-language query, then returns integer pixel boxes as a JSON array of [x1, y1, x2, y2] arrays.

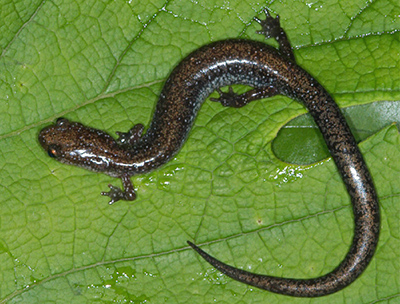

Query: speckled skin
[[38, 11, 379, 297]]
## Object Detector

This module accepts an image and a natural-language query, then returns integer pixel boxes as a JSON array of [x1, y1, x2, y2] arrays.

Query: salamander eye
[[47, 145, 61, 158], [56, 117, 69, 126]]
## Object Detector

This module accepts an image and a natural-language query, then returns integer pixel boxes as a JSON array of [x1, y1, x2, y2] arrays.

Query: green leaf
[[0, 0, 399, 303]]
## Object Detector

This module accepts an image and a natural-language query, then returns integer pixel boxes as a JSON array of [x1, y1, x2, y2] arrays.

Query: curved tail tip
[[187, 240, 197, 249]]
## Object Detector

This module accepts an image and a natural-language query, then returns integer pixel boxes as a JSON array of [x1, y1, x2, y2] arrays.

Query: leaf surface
[[0, 0, 399, 303]]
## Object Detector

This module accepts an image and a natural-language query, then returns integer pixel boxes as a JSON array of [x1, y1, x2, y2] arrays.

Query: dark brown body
[[39, 12, 379, 297]]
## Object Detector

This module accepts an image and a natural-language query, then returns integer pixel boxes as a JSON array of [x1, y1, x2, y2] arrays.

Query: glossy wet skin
[[39, 10, 379, 297]]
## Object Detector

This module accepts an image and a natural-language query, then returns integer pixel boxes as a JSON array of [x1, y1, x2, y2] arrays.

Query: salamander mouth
[[38, 128, 51, 150], [38, 118, 72, 150], [38, 124, 62, 153]]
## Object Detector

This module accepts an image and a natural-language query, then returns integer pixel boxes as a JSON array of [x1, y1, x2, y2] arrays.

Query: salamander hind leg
[[101, 174, 136, 204], [254, 9, 295, 61], [210, 86, 279, 108]]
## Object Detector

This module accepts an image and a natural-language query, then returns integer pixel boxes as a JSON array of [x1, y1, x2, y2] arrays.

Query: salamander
[[38, 10, 379, 297]]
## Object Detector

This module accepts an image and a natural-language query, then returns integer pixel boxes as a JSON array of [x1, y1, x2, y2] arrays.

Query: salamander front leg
[[211, 86, 278, 108], [101, 174, 136, 204], [116, 123, 144, 147]]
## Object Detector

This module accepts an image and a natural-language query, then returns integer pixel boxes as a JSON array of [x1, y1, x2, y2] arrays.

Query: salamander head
[[38, 118, 117, 173]]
